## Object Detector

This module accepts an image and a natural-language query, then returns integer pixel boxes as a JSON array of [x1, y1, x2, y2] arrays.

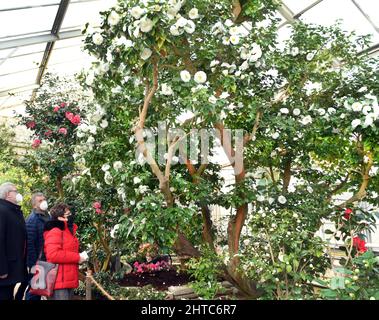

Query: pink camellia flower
[[95, 208, 103, 214], [60, 102, 67, 108], [65, 112, 74, 121], [32, 139, 41, 148], [93, 201, 102, 209], [71, 115, 81, 125], [26, 121, 36, 129], [44, 129, 53, 137], [53, 106, 60, 112], [58, 127, 68, 135]]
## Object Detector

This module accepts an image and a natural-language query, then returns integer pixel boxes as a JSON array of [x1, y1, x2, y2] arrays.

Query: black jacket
[[0, 199, 28, 286]]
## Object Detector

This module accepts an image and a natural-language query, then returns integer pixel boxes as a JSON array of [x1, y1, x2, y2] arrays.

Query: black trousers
[[0, 284, 16, 300]]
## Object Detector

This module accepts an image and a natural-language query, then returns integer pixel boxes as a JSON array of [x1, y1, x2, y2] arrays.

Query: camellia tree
[[19, 73, 88, 199], [76, 0, 379, 298]]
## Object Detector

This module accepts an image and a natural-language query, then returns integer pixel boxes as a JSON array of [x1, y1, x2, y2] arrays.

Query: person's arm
[[0, 212, 8, 277], [44, 229, 80, 264]]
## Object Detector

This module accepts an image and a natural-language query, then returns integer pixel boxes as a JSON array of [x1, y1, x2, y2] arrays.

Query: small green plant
[[186, 245, 225, 299], [318, 251, 379, 300]]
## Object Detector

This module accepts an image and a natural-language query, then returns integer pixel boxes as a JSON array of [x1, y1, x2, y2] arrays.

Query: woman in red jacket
[[43, 203, 87, 300]]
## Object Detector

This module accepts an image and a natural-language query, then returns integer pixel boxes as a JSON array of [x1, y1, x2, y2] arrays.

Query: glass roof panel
[[354, 0, 379, 27], [0, 90, 33, 110], [0, 69, 37, 91], [0, 1, 58, 10], [61, 0, 118, 30], [282, 0, 318, 14], [300, 0, 379, 45], [0, 52, 43, 76], [0, 5, 58, 39]]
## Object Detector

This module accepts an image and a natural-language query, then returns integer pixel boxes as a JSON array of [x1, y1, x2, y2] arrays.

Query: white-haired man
[[0, 182, 27, 300]]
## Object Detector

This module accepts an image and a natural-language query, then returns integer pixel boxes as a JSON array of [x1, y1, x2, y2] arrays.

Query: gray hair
[[32, 192, 45, 206], [0, 182, 16, 200]]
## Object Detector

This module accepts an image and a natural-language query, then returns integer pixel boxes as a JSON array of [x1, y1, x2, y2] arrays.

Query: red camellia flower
[[353, 236, 367, 253], [58, 127, 68, 135], [71, 115, 81, 125], [344, 208, 353, 220], [93, 201, 102, 209], [60, 102, 67, 108], [44, 129, 53, 137], [53, 106, 60, 112], [26, 121, 36, 129], [95, 208, 103, 214], [65, 112, 74, 121], [32, 139, 41, 148]]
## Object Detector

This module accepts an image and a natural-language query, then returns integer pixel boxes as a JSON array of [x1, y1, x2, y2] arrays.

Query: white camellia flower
[[100, 119, 108, 129], [86, 74, 95, 86], [220, 92, 230, 99], [169, 25, 180, 36], [140, 47, 152, 60], [87, 136, 95, 144], [77, 131, 85, 138], [139, 185, 149, 194], [176, 17, 188, 27], [110, 224, 120, 239], [250, 43, 262, 61], [189, 8, 199, 19], [180, 70, 191, 82], [230, 35, 240, 45], [194, 71, 207, 84], [89, 125, 97, 134], [363, 115, 374, 128], [108, 11, 120, 26], [307, 186, 313, 193], [328, 107, 336, 114], [300, 115, 313, 125], [352, 102, 363, 112], [210, 60, 220, 67], [184, 20, 196, 34], [293, 108, 301, 116], [225, 19, 234, 27], [278, 195, 287, 204], [161, 83, 174, 95], [140, 17, 153, 33], [101, 164, 110, 172], [208, 96, 217, 104], [104, 171, 113, 185], [351, 119, 361, 129], [92, 33, 103, 45], [369, 166, 378, 177], [362, 105, 372, 115], [130, 6, 145, 19], [115, 36, 133, 48], [306, 52, 315, 61], [280, 108, 289, 114], [318, 108, 326, 116], [257, 195, 265, 202], [272, 132, 280, 140], [133, 177, 141, 185], [291, 47, 299, 56], [113, 161, 123, 171]]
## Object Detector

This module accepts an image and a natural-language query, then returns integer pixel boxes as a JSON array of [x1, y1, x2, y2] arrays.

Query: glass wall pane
[[0, 5, 58, 39]]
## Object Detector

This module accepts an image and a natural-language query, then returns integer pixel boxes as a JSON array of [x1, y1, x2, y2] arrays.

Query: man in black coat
[[0, 182, 27, 300]]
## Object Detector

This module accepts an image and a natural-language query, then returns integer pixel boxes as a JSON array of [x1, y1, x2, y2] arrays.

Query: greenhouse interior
[[0, 0, 379, 302]]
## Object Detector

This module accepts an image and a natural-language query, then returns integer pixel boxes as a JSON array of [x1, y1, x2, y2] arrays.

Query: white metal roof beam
[[0, 29, 83, 50], [0, 0, 103, 13], [351, 0, 379, 33]]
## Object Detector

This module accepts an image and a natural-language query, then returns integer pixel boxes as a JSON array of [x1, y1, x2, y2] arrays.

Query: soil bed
[[118, 269, 193, 291]]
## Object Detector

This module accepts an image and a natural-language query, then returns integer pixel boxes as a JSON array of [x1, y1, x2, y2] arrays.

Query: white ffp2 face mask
[[16, 193, 23, 204], [39, 200, 48, 211]]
